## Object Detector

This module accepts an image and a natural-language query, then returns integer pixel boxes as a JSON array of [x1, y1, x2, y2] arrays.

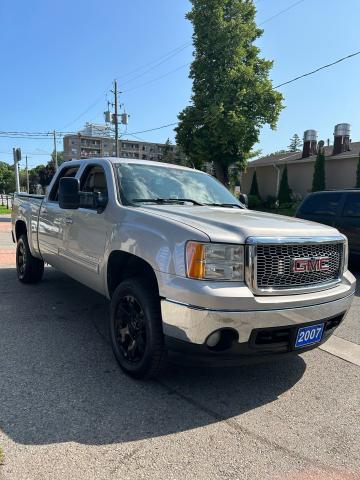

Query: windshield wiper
[[132, 198, 205, 206], [205, 203, 243, 209]]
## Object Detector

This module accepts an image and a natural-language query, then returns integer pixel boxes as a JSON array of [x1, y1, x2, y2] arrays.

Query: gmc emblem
[[292, 257, 330, 273]]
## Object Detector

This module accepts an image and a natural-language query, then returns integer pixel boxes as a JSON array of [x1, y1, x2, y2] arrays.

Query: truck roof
[[65, 157, 198, 172]]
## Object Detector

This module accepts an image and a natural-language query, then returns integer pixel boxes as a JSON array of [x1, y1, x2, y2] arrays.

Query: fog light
[[206, 331, 221, 348]]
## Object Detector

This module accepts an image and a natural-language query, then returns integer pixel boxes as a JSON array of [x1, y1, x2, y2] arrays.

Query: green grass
[[0, 206, 11, 214], [0, 446, 4, 465]]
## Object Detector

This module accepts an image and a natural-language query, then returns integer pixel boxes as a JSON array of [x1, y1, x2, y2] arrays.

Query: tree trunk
[[214, 161, 229, 186]]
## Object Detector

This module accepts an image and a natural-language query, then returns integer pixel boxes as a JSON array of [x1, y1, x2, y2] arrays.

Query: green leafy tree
[[176, 0, 283, 184], [288, 134, 302, 152], [0, 162, 15, 193], [278, 166, 292, 204], [312, 147, 326, 192], [162, 139, 176, 164], [356, 153, 360, 188], [51, 150, 64, 168], [249, 170, 260, 197]]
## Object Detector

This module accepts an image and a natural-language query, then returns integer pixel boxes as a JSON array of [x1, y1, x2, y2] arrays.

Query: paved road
[[0, 215, 359, 480]]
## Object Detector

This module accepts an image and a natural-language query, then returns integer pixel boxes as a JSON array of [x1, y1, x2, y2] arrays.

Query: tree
[[356, 153, 360, 188], [0, 162, 15, 193], [288, 133, 302, 152], [51, 150, 64, 168], [278, 166, 292, 204], [312, 147, 326, 192], [162, 139, 176, 164], [176, 0, 283, 184], [249, 170, 260, 197]]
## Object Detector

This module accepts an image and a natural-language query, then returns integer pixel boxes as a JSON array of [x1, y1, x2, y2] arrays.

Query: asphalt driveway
[[0, 215, 359, 479]]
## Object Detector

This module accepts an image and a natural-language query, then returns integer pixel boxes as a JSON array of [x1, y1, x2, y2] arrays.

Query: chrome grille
[[246, 237, 345, 295]]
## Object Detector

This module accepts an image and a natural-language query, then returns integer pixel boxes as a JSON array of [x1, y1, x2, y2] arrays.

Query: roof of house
[[248, 142, 360, 168]]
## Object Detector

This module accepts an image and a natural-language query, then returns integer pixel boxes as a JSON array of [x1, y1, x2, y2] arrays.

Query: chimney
[[333, 123, 351, 155], [302, 130, 318, 158]]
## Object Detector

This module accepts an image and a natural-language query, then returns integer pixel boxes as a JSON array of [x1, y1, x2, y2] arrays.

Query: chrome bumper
[[161, 292, 354, 345]]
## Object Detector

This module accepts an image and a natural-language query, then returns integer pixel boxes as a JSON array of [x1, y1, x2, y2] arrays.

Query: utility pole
[[113, 80, 119, 157], [13, 148, 20, 193], [25, 155, 30, 193], [53, 130, 58, 170]]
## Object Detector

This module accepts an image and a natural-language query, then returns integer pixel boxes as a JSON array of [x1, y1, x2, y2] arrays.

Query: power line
[[117, 41, 191, 82], [125, 123, 178, 136], [60, 41, 192, 131], [121, 44, 190, 86], [275, 50, 360, 88], [258, 0, 306, 26], [123, 63, 190, 94]]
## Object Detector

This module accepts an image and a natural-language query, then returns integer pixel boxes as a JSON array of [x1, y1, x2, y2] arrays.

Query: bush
[[264, 195, 277, 209], [248, 195, 262, 209]]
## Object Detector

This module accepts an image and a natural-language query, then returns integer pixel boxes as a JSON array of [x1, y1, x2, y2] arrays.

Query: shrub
[[312, 148, 326, 192], [278, 166, 292, 204], [249, 171, 260, 197], [248, 195, 262, 209]]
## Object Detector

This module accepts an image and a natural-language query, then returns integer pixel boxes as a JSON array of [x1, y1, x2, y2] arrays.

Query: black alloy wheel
[[110, 279, 167, 379], [114, 294, 147, 364]]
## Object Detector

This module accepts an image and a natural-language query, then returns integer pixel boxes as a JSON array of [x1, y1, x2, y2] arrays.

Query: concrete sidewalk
[[0, 215, 15, 267]]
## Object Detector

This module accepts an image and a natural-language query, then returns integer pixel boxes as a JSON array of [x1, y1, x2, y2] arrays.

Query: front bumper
[[161, 292, 354, 350]]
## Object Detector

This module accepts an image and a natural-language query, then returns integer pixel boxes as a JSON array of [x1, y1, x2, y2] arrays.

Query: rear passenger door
[[336, 193, 360, 255], [297, 192, 343, 227], [38, 164, 80, 268]]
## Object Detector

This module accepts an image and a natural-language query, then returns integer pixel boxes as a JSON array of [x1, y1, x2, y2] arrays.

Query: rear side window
[[49, 166, 79, 202], [343, 193, 360, 217], [300, 193, 342, 217]]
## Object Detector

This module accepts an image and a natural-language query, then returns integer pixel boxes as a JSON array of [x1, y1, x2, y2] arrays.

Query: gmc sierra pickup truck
[[12, 158, 356, 378]]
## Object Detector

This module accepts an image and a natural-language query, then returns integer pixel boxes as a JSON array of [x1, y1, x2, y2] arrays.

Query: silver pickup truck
[[12, 158, 356, 378]]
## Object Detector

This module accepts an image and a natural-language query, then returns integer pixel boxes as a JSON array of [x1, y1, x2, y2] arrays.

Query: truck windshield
[[116, 163, 242, 207]]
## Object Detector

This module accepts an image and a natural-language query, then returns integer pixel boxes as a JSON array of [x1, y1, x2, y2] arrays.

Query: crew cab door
[[61, 164, 111, 293], [336, 192, 360, 256], [38, 164, 80, 268]]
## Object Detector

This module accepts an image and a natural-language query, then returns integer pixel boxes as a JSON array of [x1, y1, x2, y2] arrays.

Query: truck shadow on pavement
[[0, 268, 307, 446]]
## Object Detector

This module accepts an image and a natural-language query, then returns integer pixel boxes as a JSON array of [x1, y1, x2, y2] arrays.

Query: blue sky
[[1, 0, 360, 169]]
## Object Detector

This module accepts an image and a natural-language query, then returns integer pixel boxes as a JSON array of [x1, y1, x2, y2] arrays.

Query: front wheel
[[16, 234, 44, 283], [110, 279, 167, 379]]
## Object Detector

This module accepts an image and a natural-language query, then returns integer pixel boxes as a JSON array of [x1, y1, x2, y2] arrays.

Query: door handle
[[65, 218, 73, 225]]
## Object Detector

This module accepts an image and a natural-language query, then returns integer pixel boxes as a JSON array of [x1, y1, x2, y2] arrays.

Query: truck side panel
[[12, 194, 44, 259]]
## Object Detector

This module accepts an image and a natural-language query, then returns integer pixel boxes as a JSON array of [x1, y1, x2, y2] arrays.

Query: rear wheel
[[110, 279, 167, 379], [16, 234, 44, 284]]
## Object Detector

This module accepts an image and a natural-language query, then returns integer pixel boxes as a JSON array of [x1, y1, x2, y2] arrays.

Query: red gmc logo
[[292, 257, 330, 273]]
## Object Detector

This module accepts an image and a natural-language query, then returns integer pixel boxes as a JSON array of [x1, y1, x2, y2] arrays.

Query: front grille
[[252, 241, 344, 293]]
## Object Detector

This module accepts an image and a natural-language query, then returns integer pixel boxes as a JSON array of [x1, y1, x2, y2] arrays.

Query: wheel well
[[107, 251, 159, 298], [15, 220, 27, 241]]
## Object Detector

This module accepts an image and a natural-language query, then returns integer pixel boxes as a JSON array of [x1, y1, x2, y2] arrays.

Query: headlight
[[186, 242, 244, 281]]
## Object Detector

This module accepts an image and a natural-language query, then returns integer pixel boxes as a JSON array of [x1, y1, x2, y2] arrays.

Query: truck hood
[[138, 205, 342, 243]]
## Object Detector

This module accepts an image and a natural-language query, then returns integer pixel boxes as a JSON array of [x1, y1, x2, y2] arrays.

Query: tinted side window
[[343, 193, 360, 217], [49, 166, 79, 202], [300, 193, 342, 216], [80, 166, 108, 210]]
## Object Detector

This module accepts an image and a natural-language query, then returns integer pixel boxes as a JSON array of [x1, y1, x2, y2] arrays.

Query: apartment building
[[63, 124, 177, 163]]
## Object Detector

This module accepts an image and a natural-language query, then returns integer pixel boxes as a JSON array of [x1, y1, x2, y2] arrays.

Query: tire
[[110, 278, 167, 379], [16, 234, 44, 284]]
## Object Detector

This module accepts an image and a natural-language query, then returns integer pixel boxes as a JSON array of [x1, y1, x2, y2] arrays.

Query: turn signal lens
[[186, 241, 205, 279], [186, 241, 244, 281]]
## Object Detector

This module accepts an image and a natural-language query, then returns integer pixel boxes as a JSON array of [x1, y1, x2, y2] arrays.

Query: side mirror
[[239, 193, 248, 208], [59, 177, 80, 209]]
